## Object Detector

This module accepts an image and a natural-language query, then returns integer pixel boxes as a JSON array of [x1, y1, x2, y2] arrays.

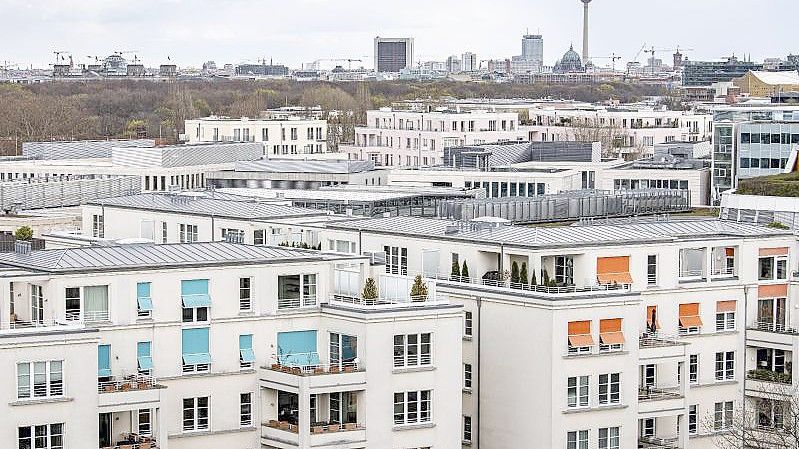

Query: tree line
[[0, 79, 666, 152]]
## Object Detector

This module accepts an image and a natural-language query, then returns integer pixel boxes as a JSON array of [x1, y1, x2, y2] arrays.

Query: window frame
[[182, 396, 210, 432], [17, 360, 63, 400], [598, 373, 620, 405], [567, 375, 589, 408], [393, 333, 432, 368], [393, 390, 432, 426], [240, 392, 253, 427]]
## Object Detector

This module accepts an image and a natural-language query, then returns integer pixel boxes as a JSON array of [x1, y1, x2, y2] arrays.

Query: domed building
[[553, 45, 585, 73]]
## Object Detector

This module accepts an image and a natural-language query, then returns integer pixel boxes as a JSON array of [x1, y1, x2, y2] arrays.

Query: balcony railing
[[749, 321, 798, 334], [277, 294, 317, 309], [566, 344, 625, 357], [710, 266, 736, 277], [638, 386, 683, 401], [98, 375, 158, 394], [65, 310, 110, 322], [265, 353, 362, 376], [105, 434, 156, 449], [439, 273, 631, 295], [4, 318, 75, 331], [678, 269, 705, 280], [638, 435, 680, 449], [330, 294, 439, 309], [747, 369, 793, 385], [639, 333, 683, 348], [263, 420, 363, 434]]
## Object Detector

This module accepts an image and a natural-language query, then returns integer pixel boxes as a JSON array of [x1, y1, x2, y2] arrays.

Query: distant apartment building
[[524, 106, 712, 157], [184, 116, 327, 156], [710, 104, 799, 203], [682, 56, 763, 87], [341, 108, 526, 167], [0, 241, 462, 449], [374, 37, 414, 73], [462, 52, 478, 72]]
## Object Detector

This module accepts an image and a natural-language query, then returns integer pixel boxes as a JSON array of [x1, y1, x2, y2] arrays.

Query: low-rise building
[[184, 115, 327, 156]]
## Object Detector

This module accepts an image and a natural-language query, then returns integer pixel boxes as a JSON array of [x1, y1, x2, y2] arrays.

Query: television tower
[[581, 0, 592, 63]]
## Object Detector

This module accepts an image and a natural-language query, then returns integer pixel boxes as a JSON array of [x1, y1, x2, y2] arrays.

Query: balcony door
[[30, 285, 43, 324], [99, 412, 112, 448], [758, 297, 786, 329]]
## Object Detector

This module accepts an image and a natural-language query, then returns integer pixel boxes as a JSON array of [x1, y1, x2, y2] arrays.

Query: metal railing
[[64, 310, 110, 322], [266, 354, 362, 376], [638, 386, 683, 401], [710, 266, 736, 276], [639, 333, 683, 348], [105, 440, 156, 449], [678, 269, 705, 279], [330, 294, 437, 308], [277, 294, 317, 309], [565, 344, 625, 357], [435, 273, 631, 295], [98, 374, 157, 393], [749, 320, 798, 334], [638, 435, 680, 449], [5, 318, 73, 330]]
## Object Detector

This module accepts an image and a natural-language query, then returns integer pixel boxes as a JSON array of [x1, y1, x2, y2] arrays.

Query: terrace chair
[[328, 424, 340, 432], [139, 443, 151, 449]]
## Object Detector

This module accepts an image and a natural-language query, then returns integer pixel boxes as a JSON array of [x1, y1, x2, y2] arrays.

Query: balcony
[[638, 436, 680, 449], [97, 375, 164, 409], [639, 334, 687, 362], [102, 434, 157, 449], [260, 356, 366, 393], [638, 386, 685, 416], [1, 318, 82, 334], [261, 420, 366, 448], [439, 273, 631, 297], [749, 320, 798, 335], [65, 310, 110, 323], [747, 369, 792, 385], [278, 294, 317, 310], [638, 387, 683, 402]]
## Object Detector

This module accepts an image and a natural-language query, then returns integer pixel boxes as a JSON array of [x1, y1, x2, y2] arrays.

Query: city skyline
[[1, 0, 797, 69]]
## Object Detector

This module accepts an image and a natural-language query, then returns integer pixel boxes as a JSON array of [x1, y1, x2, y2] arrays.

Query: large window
[[239, 278, 251, 311], [715, 301, 736, 331], [84, 285, 109, 322], [647, 255, 657, 285], [567, 430, 589, 449], [688, 404, 698, 434], [181, 279, 210, 323], [464, 311, 473, 337], [598, 427, 619, 449], [689, 354, 699, 384], [182, 328, 211, 373], [714, 401, 733, 430], [92, 214, 104, 238], [757, 297, 787, 330], [759, 255, 787, 281], [138, 409, 151, 435], [393, 390, 432, 425], [393, 333, 432, 367], [329, 391, 358, 424], [330, 333, 358, 368], [17, 361, 63, 399], [182, 397, 210, 431], [384, 245, 408, 275], [277, 274, 317, 308], [715, 351, 735, 380], [464, 363, 472, 390], [18, 423, 64, 449], [554, 256, 574, 285], [567, 376, 589, 408], [463, 416, 472, 443], [598, 373, 620, 405]]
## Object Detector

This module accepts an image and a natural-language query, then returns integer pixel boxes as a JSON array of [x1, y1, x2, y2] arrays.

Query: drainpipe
[[741, 284, 749, 449], [499, 243, 505, 277], [210, 215, 215, 241], [476, 295, 483, 449]]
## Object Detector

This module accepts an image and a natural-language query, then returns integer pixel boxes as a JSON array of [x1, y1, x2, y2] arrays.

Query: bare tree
[[706, 381, 799, 449]]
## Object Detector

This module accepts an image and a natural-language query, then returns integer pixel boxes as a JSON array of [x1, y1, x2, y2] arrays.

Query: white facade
[[342, 109, 527, 167], [184, 117, 328, 157], [0, 242, 462, 449]]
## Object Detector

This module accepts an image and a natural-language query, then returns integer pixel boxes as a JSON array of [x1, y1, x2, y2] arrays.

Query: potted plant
[[362, 277, 378, 303], [451, 260, 461, 281], [410, 274, 428, 301], [461, 261, 470, 279], [510, 261, 520, 286]]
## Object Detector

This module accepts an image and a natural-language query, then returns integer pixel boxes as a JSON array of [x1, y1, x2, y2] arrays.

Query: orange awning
[[600, 318, 622, 333], [716, 300, 737, 313], [725, 247, 735, 257], [568, 320, 591, 336], [679, 315, 703, 328], [759, 284, 788, 298], [679, 303, 700, 317], [568, 334, 595, 347], [596, 256, 632, 284], [600, 332, 625, 345], [759, 247, 788, 257], [646, 306, 661, 329]]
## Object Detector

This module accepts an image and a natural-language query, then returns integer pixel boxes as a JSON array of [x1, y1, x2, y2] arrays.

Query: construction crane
[[590, 53, 622, 72]]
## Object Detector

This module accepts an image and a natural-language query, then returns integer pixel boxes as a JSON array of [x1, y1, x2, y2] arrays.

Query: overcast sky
[[2, 0, 797, 70]]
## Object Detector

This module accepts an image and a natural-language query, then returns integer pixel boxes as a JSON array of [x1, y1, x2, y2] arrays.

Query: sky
[[1, 0, 797, 70]]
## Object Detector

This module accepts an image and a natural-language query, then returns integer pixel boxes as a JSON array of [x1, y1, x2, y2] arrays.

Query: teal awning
[[182, 328, 210, 365], [239, 334, 255, 363], [98, 344, 111, 377], [181, 279, 211, 307], [182, 353, 211, 365], [277, 330, 319, 366], [181, 294, 211, 308], [137, 341, 153, 370]]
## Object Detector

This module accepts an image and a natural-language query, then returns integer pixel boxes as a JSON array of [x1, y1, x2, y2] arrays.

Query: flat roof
[[327, 216, 789, 249], [0, 242, 361, 273], [220, 186, 471, 203], [91, 193, 327, 220]]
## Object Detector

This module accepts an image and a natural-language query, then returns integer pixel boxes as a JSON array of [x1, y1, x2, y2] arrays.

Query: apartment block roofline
[[0, 241, 366, 273]]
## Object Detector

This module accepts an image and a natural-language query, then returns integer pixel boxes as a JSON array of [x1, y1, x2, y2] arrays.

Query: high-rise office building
[[683, 56, 763, 87], [446, 55, 462, 74], [373, 37, 414, 73], [513, 34, 543, 74], [462, 52, 477, 72]]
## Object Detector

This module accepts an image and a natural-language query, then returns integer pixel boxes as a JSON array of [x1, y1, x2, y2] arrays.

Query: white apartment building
[[341, 109, 527, 167], [184, 116, 328, 157], [525, 107, 713, 157], [318, 216, 799, 449], [0, 241, 462, 449]]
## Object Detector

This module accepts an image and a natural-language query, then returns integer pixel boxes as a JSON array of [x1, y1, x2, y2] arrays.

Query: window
[[92, 214, 104, 238], [182, 397, 210, 431], [179, 224, 198, 243], [640, 418, 655, 437], [688, 405, 698, 434], [239, 334, 254, 369], [30, 285, 43, 324], [714, 401, 733, 430], [598, 373, 620, 405], [567, 430, 589, 449], [647, 255, 657, 285], [393, 333, 432, 367], [64, 287, 79, 321], [329, 391, 358, 424], [758, 398, 785, 429], [329, 332, 358, 368], [567, 321, 594, 354], [181, 279, 210, 323], [221, 228, 244, 243], [18, 423, 64, 449], [759, 255, 787, 280], [138, 409, 152, 435], [239, 278, 251, 311], [384, 245, 408, 275], [678, 303, 702, 334], [240, 393, 252, 427], [277, 274, 317, 308], [161, 222, 167, 243], [555, 255, 574, 285], [689, 354, 699, 384], [463, 416, 472, 443], [393, 390, 431, 425], [181, 328, 211, 373], [464, 363, 472, 390], [17, 361, 63, 399], [715, 302, 735, 331], [598, 427, 619, 449], [137, 341, 153, 375], [567, 376, 589, 408], [136, 282, 152, 319], [464, 311, 473, 337], [715, 351, 734, 380], [253, 229, 265, 245]]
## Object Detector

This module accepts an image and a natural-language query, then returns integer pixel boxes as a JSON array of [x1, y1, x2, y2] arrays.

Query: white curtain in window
[[84, 285, 109, 319]]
